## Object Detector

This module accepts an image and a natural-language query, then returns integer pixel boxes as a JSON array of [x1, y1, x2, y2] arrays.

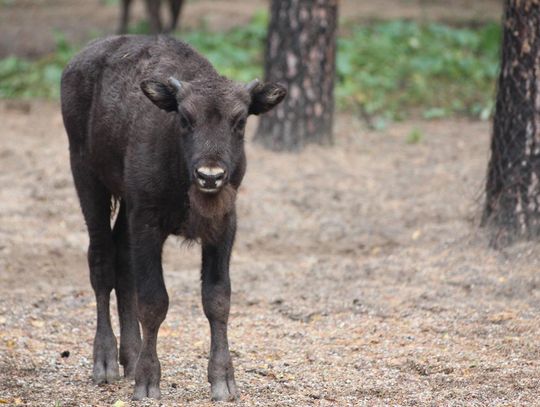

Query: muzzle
[[193, 165, 228, 193]]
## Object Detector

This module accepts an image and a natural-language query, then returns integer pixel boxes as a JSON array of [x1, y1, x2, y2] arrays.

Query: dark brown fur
[[185, 185, 237, 242]]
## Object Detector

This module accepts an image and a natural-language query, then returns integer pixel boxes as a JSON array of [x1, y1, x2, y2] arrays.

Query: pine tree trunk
[[483, 0, 540, 247], [254, 0, 338, 151]]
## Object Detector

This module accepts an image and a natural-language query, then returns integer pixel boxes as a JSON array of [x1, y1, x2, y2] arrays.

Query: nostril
[[195, 166, 227, 188], [195, 168, 205, 180]]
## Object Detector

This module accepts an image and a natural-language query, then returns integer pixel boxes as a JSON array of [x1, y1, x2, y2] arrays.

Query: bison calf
[[60, 35, 285, 401]]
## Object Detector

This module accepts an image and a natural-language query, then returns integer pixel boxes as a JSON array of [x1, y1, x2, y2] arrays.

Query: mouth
[[195, 178, 223, 194], [197, 186, 220, 194]]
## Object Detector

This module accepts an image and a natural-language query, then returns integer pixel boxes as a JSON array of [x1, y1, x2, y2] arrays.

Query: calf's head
[[140, 76, 286, 217]]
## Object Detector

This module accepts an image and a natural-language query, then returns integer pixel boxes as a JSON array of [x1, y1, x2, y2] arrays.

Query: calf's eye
[[179, 113, 193, 130], [234, 118, 246, 132]]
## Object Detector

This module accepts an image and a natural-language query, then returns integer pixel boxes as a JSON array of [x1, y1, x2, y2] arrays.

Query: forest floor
[[2, 101, 540, 406], [3, 0, 540, 406]]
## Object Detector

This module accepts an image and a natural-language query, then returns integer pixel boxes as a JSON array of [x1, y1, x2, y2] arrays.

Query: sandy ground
[[1, 100, 540, 406], [0, 0, 503, 58], [2, 0, 539, 405]]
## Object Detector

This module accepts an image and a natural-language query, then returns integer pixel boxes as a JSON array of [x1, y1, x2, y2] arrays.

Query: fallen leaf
[[488, 311, 514, 323], [5, 339, 16, 349], [370, 247, 381, 255], [31, 320, 45, 328]]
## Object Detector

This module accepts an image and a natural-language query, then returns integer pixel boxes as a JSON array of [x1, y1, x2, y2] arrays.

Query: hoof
[[132, 352, 161, 400], [93, 331, 119, 384], [93, 359, 120, 384], [211, 379, 239, 402], [132, 383, 161, 400]]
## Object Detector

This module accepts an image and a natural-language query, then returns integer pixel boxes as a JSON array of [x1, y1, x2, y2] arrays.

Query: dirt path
[[0, 0, 502, 58], [1, 101, 540, 406]]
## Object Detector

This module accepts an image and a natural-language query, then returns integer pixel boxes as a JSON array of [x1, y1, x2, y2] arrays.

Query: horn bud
[[168, 76, 191, 99], [245, 78, 260, 93]]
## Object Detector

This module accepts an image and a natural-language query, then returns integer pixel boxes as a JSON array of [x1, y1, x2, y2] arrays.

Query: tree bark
[[254, 0, 338, 151], [483, 0, 540, 247]]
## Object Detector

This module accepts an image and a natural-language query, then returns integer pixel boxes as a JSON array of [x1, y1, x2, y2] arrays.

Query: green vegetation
[[406, 128, 423, 144], [0, 32, 74, 99], [0, 14, 501, 121], [337, 20, 500, 121]]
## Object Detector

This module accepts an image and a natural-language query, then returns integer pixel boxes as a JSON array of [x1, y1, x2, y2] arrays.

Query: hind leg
[[129, 208, 169, 400], [70, 157, 119, 384], [113, 201, 142, 379]]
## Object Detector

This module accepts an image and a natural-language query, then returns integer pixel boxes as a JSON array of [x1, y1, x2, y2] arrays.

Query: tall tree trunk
[[483, 0, 540, 247], [254, 0, 338, 151]]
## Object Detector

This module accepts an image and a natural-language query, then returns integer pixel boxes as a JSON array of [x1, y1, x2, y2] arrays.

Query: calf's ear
[[247, 79, 287, 115], [140, 77, 189, 112]]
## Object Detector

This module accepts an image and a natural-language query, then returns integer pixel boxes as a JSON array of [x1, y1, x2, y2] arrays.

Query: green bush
[[0, 15, 501, 121], [0, 32, 74, 99], [336, 20, 500, 120], [180, 10, 268, 82]]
